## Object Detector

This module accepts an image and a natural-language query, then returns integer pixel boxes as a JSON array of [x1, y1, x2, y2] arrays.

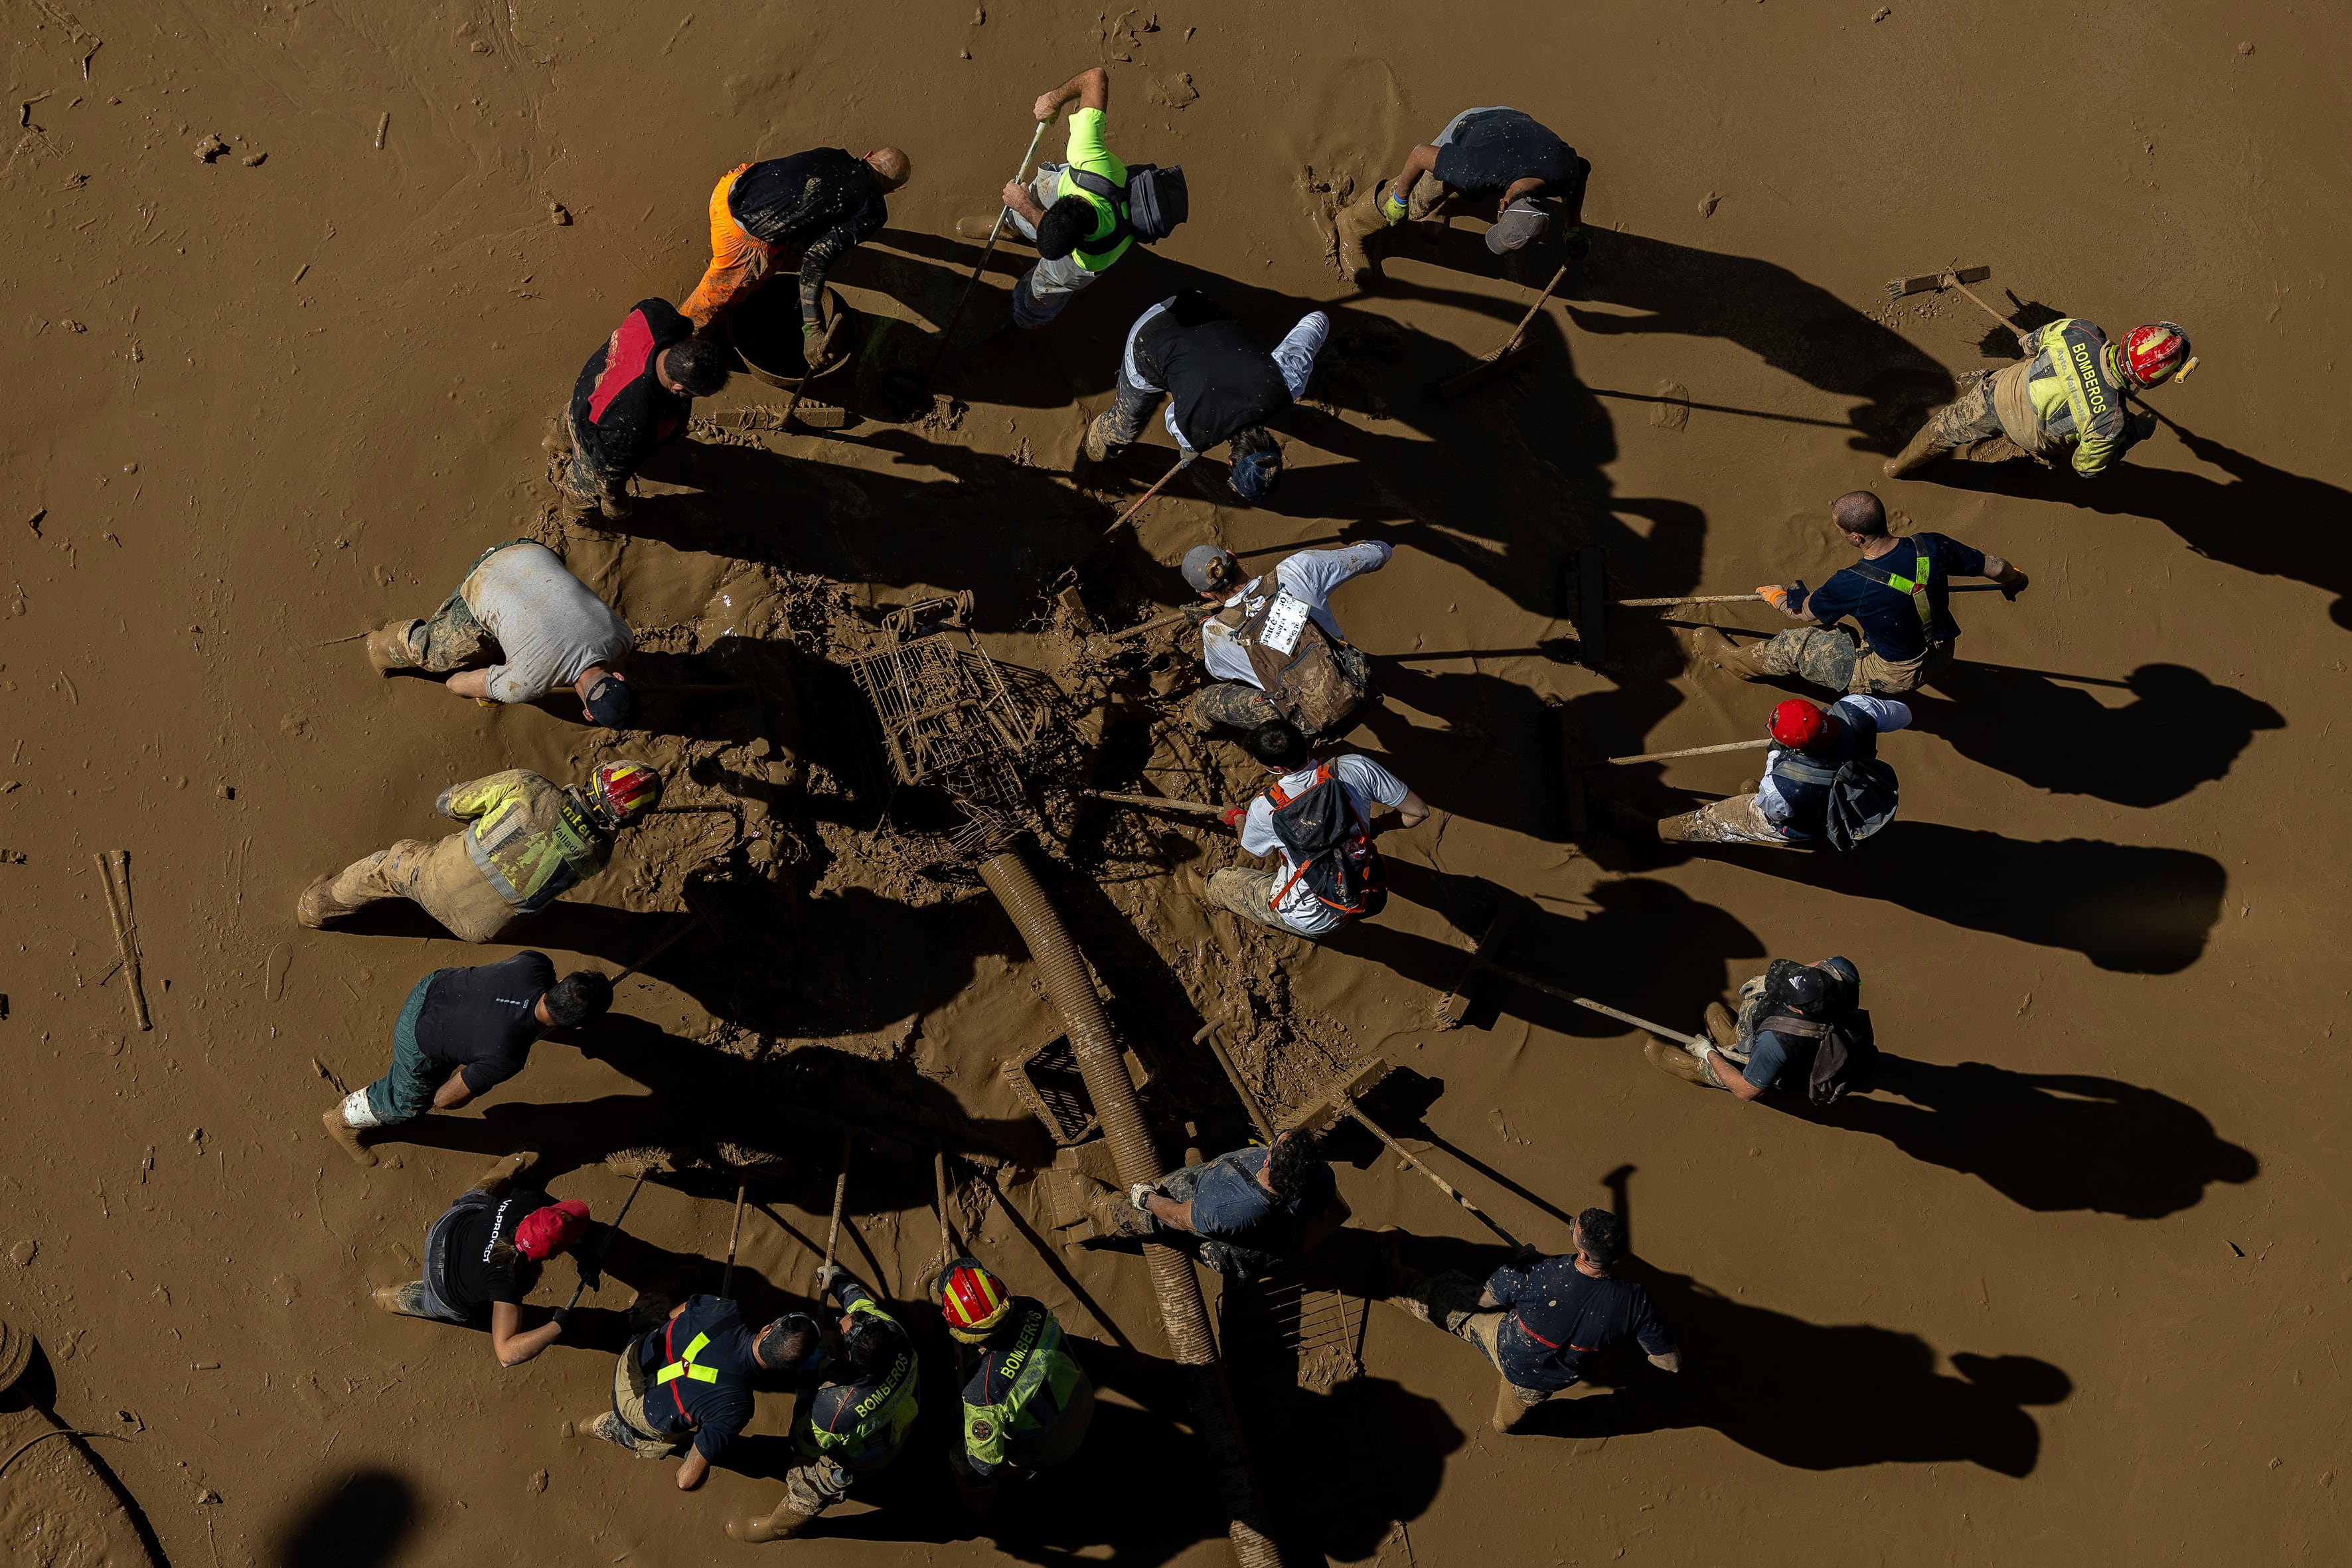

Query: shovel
[[1431, 263, 1570, 398]]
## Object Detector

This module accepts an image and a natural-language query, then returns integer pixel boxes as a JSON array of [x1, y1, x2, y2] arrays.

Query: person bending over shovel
[[554, 297, 735, 523], [1653, 697, 1905, 850], [1885, 318, 2191, 479], [1336, 106, 1591, 284], [1085, 289, 1328, 505], [371, 1151, 593, 1369], [1196, 722, 1428, 940], [1647, 955, 1878, 1106], [1378, 1208, 1678, 1433], [1182, 539, 1391, 742]]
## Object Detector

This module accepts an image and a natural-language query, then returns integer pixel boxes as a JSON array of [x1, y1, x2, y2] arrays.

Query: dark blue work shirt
[[1188, 1146, 1338, 1259], [1797, 532, 1990, 662], [633, 1294, 761, 1462], [1484, 1255, 1675, 1393]]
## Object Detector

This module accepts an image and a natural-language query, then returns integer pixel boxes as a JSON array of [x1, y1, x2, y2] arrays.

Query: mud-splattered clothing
[[388, 541, 633, 704], [570, 299, 696, 481], [1480, 1253, 1674, 1395], [2007, 319, 2142, 477], [955, 1298, 1093, 1478], [724, 149, 888, 332], [435, 769, 614, 913]]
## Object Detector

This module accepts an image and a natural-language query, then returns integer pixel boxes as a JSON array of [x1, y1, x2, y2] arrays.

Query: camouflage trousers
[[1733, 626, 1953, 696]]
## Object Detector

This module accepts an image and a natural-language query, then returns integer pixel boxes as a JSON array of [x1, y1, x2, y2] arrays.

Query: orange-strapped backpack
[[1264, 763, 1388, 919]]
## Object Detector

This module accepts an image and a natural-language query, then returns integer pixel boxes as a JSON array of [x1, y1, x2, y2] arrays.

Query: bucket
[[730, 283, 860, 392]]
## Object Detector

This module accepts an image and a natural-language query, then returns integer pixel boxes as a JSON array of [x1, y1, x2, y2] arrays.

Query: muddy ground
[[4, 1, 2348, 1564]]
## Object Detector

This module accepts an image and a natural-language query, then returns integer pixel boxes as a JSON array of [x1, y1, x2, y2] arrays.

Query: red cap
[[1768, 699, 1834, 751], [515, 1198, 592, 1261]]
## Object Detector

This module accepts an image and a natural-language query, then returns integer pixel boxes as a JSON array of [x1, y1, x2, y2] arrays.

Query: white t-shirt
[[1237, 754, 1411, 935], [1199, 542, 1393, 687], [1756, 696, 1911, 826], [460, 542, 635, 704]]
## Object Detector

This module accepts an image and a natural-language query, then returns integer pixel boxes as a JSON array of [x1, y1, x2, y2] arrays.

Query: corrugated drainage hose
[[978, 848, 1282, 1567]]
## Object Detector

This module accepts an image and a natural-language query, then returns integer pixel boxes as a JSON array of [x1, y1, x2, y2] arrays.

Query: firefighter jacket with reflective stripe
[[435, 770, 612, 912], [2019, 318, 2136, 477], [957, 1300, 1089, 1476], [792, 1292, 919, 1468]]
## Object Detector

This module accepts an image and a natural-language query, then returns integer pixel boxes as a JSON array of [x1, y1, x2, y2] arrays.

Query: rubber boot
[[321, 1103, 377, 1168], [1644, 1038, 1719, 1089], [728, 1502, 821, 1544], [372, 1283, 433, 1318], [364, 623, 418, 674], [1882, 421, 1948, 479], [1083, 411, 1121, 465], [1693, 626, 1763, 680], [296, 873, 353, 930], [1491, 1381, 1540, 1433], [1333, 194, 1387, 287], [1703, 1003, 1739, 1052]]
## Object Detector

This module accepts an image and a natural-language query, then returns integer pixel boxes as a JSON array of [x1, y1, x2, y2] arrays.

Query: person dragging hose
[[729, 1263, 918, 1545], [1093, 1128, 1350, 1281], [370, 1150, 593, 1370], [321, 951, 613, 1167], [678, 145, 910, 337], [997, 65, 1164, 331], [1654, 697, 1906, 850], [1338, 106, 1591, 284], [585, 1296, 823, 1494], [1377, 1208, 1678, 1433], [1084, 289, 1328, 505], [295, 759, 662, 943], [1885, 318, 2192, 479], [1696, 491, 2028, 697], [1182, 539, 1391, 741], [553, 298, 734, 522], [935, 1259, 1095, 1514], [1198, 722, 1427, 941], [1647, 956, 1878, 1106], [364, 538, 641, 725]]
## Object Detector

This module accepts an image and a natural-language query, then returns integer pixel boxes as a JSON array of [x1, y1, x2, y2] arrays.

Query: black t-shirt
[[570, 298, 695, 473], [417, 951, 553, 1094], [1798, 532, 1990, 663], [436, 1188, 552, 1313], [729, 148, 888, 249], [1137, 291, 1291, 453], [1433, 109, 1585, 202]]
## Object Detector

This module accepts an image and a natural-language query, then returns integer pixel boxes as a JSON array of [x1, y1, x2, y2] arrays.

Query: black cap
[[582, 673, 639, 730]]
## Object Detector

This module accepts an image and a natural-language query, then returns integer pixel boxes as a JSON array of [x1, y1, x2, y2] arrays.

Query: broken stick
[[94, 851, 150, 1031]]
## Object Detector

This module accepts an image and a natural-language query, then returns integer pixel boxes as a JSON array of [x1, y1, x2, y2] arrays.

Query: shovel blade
[[1431, 340, 1533, 399]]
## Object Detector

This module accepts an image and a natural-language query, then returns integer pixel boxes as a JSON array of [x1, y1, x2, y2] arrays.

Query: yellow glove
[[1756, 584, 1790, 611]]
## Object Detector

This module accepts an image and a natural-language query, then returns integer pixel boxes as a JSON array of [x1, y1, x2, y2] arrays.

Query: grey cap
[[1486, 197, 1551, 254], [1181, 544, 1237, 593]]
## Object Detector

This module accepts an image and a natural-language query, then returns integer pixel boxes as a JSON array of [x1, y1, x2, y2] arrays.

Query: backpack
[[1824, 758, 1900, 850], [1231, 589, 1372, 736], [1754, 1009, 1878, 1107], [1068, 163, 1189, 246], [1263, 763, 1387, 920]]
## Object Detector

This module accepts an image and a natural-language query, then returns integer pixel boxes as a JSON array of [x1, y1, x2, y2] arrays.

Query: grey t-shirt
[[459, 542, 634, 704]]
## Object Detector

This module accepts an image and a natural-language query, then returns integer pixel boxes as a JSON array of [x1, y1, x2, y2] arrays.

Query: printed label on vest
[[1257, 592, 1310, 655]]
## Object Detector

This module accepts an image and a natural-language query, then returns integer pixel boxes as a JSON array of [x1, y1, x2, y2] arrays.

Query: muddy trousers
[[1727, 627, 1954, 696], [1190, 647, 1375, 736], [1383, 1269, 1551, 1430], [1008, 165, 1103, 329], [552, 406, 633, 522], [325, 834, 527, 944], [1094, 359, 1166, 457], [1205, 867, 1312, 939], [680, 163, 783, 333], [1891, 366, 2036, 471], [1655, 794, 1795, 847], [597, 1335, 690, 1459], [778, 1443, 900, 1519]]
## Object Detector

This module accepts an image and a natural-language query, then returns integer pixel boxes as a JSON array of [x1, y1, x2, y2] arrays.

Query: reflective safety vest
[[657, 1319, 736, 1421], [795, 1297, 919, 1466], [961, 1302, 1087, 1470], [1848, 542, 1934, 629]]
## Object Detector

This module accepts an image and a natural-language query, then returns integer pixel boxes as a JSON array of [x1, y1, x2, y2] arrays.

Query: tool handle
[[1342, 1101, 1521, 1251], [1480, 964, 1710, 1052], [1194, 1022, 1277, 1142], [1498, 262, 1571, 354], [1101, 459, 1186, 536], [819, 1129, 853, 1286], [562, 1168, 651, 1312], [779, 315, 844, 429], [1617, 584, 2003, 609], [611, 912, 704, 986], [1095, 607, 1197, 647], [921, 118, 1053, 383], [1088, 790, 1229, 819], [1948, 276, 2024, 334], [719, 1181, 748, 1298], [934, 1150, 955, 1265], [1593, 738, 1771, 767]]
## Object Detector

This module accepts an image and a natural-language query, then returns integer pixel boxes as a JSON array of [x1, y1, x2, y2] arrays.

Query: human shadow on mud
[[1543, 1259, 2071, 1476], [271, 1468, 417, 1568], [1789, 1054, 2260, 1219], [1906, 659, 2284, 807], [1905, 410, 2352, 629], [1596, 819, 2227, 974], [1323, 867, 1764, 1039]]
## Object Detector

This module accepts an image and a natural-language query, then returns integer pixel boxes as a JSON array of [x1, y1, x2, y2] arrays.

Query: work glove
[[1559, 224, 1590, 264], [1176, 447, 1198, 469], [1755, 584, 1790, 611], [817, 1262, 848, 1298], [575, 1259, 602, 1293], [1128, 1182, 1160, 1212], [1999, 572, 2030, 603], [551, 1306, 575, 1332], [1218, 803, 1249, 830], [1378, 187, 1409, 226]]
